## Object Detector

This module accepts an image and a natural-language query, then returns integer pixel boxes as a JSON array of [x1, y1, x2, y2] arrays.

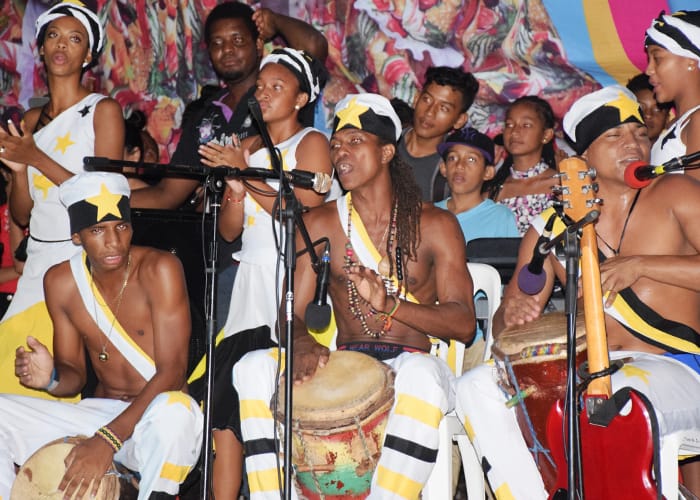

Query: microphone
[[283, 169, 332, 194], [624, 161, 670, 188], [517, 213, 557, 295], [305, 241, 332, 330], [248, 97, 264, 132], [624, 150, 700, 188], [84, 156, 331, 193]]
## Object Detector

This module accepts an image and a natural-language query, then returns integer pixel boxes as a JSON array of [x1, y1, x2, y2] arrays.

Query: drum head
[[276, 351, 394, 428], [494, 311, 586, 362], [11, 436, 120, 500]]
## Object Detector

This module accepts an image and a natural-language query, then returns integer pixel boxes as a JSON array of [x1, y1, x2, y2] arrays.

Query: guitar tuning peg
[[581, 183, 599, 194], [552, 172, 566, 179], [551, 185, 568, 195], [587, 167, 597, 179], [586, 197, 603, 207]]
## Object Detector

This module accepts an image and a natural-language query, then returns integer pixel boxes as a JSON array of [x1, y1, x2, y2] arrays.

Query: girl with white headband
[[646, 10, 700, 181], [0, 0, 124, 399], [189, 46, 331, 498]]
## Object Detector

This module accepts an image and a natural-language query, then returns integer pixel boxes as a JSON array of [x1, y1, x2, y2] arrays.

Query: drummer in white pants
[[457, 86, 700, 499], [234, 93, 476, 499], [0, 172, 202, 499]]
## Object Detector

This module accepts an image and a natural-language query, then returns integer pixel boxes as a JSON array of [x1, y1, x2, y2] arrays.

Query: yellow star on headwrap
[[619, 364, 651, 385], [607, 91, 643, 123], [335, 97, 369, 131], [86, 183, 123, 221], [32, 173, 55, 199], [54, 132, 76, 155]]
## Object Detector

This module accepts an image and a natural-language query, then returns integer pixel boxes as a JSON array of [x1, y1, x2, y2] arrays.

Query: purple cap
[[437, 127, 495, 165]]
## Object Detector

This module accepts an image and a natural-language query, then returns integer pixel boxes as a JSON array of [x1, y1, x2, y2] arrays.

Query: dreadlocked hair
[[383, 137, 422, 293]]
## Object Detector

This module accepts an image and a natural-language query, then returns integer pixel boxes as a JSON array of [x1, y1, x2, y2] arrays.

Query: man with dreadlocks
[[233, 93, 476, 499]]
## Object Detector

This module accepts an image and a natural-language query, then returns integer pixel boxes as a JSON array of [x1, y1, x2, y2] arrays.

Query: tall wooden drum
[[276, 351, 395, 499], [492, 311, 587, 490]]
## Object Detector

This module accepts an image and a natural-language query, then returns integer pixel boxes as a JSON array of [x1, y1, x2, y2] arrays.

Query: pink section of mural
[[0, 0, 598, 161]]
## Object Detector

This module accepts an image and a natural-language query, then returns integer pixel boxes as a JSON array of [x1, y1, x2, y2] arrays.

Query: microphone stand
[[563, 224, 583, 500], [243, 101, 324, 499], [199, 171, 225, 500], [547, 209, 598, 500]]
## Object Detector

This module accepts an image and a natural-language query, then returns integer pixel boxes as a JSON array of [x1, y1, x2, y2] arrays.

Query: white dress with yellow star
[[222, 127, 317, 342], [0, 93, 105, 399]]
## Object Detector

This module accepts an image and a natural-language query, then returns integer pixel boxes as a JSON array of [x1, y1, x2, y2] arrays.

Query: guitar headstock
[[555, 157, 602, 221]]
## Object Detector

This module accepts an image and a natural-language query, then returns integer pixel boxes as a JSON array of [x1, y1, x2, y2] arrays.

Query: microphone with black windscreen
[[305, 241, 332, 330]]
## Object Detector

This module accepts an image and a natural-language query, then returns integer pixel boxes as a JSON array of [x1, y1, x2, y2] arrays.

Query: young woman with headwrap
[[646, 10, 700, 182], [187, 47, 331, 499], [0, 0, 124, 400]]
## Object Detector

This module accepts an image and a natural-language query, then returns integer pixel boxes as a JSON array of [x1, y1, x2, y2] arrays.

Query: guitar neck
[[580, 224, 612, 398]]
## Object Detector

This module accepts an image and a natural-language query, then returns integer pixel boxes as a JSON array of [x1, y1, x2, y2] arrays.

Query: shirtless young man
[[457, 86, 700, 499], [233, 93, 475, 499], [0, 172, 202, 500]]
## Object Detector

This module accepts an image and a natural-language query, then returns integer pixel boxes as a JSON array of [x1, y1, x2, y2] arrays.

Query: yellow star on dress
[[335, 97, 369, 130], [619, 363, 651, 385], [54, 132, 76, 155], [32, 173, 55, 199], [86, 183, 124, 220], [607, 92, 643, 123]]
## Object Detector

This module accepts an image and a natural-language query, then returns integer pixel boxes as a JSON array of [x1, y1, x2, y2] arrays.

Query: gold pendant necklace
[[90, 254, 131, 362]]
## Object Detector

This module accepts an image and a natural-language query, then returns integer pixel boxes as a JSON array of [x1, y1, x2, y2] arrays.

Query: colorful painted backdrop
[[0, 0, 696, 161]]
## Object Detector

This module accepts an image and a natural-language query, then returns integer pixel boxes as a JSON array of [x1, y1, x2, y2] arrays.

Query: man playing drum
[[457, 86, 700, 498], [0, 172, 203, 499], [233, 93, 476, 499]]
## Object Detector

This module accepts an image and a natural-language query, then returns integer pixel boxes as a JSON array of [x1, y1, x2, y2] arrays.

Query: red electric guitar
[[545, 157, 661, 499]]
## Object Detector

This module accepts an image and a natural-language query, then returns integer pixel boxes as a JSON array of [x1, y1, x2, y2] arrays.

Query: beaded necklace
[[510, 160, 550, 179], [345, 196, 399, 338]]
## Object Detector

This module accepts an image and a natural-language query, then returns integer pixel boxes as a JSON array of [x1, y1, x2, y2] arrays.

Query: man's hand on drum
[[60, 436, 114, 500], [500, 293, 542, 329], [600, 255, 642, 307], [345, 264, 394, 314], [293, 334, 330, 384], [15, 335, 53, 389]]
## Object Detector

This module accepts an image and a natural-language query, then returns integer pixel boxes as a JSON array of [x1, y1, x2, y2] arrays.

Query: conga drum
[[492, 311, 587, 491], [275, 351, 395, 499], [10, 436, 138, 499]]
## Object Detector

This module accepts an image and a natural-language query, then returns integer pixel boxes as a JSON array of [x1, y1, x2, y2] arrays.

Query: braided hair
[[383, 137, 422, 293]]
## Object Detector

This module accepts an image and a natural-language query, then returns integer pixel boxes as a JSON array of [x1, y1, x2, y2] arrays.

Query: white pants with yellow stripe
[[234, 348, 455, 499], [456, 351, 700, 500], [0, 391, 203, 499]]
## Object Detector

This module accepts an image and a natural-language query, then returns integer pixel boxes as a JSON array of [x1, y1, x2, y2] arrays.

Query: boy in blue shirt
[[435, 127, 519, 242]]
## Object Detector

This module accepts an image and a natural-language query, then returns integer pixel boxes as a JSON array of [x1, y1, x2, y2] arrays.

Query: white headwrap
[[333, 93, 403, 143], [36, 0, 104, 68], [260, 48, 323, 104], [646, 10, 700, 64], [563, 85, 644, 155]]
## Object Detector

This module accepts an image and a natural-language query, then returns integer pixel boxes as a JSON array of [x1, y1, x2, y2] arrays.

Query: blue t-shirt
[[436, 198, 518, 340], [435, 198, 519, 243]]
